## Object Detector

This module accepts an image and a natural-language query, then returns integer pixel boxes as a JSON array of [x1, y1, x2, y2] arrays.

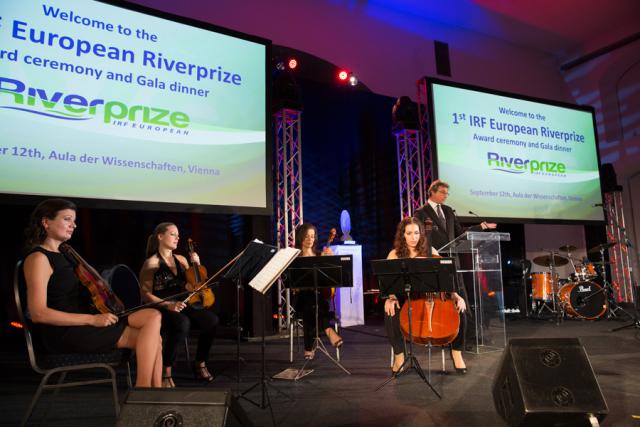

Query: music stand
[[284, 255, 353, 378], [225, 242, 299, 425], [223, 241, 277, 383], [371, 257, 456, 398]]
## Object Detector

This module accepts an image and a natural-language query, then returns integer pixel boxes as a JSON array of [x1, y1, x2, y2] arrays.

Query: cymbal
[[588, 242, 617, 254], [533, 254, 569, 267], [559, 245, 577, 253]]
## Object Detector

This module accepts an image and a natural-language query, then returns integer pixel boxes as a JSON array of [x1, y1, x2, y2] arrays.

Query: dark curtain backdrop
[[295, 78, 400, 272]]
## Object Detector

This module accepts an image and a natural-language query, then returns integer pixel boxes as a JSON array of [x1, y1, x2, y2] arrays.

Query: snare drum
[[558, 281, 607, 319], [531, 272, 558, 301]]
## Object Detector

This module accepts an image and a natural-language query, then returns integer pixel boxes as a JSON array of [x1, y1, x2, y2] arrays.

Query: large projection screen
[[427, 78, 604, 224], [0, 0, 270, 214]]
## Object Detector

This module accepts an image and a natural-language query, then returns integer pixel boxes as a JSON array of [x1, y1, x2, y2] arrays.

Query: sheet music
[[249, 247, 301, 294]]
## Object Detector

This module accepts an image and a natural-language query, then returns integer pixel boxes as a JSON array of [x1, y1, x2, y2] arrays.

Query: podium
[[439, 231, 511, 354]]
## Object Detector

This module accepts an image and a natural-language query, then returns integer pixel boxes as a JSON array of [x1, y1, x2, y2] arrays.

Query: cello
[[184, 238, 215, 309], [398, 219, 460, 346]]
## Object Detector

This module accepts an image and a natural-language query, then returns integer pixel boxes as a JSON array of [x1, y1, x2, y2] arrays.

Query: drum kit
[[529, 243, 616, 320]]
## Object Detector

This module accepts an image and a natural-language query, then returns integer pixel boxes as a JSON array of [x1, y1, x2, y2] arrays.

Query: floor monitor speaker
[[493, 338, 608, 427], [116, 387, 251, 426]]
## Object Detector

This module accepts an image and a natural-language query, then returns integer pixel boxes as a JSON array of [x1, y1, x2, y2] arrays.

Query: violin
[[184, 238, 215, 309], [398, 220, 460, 346], [59, 243, 125, 315]]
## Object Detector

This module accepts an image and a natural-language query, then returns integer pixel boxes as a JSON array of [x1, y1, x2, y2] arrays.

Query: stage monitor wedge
[[427, 78, 604, 224], [0, 0, 271, 214]]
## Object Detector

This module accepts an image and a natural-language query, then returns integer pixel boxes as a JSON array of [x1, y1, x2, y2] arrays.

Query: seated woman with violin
[[294, 223, 344, 360], [139, 222, 219, 387], [384, 217, 468, 374], [23, 199, 164, 387]]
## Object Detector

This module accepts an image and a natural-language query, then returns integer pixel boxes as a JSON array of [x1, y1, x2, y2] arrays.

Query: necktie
[[436, 204, 446, 228]]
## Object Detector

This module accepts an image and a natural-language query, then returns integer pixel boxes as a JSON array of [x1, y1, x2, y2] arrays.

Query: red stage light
[[338, 70, 348, 81], [288, 58, 297, 69]]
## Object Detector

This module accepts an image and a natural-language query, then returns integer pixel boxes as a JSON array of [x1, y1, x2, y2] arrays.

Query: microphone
[[593, 203, 603, 207], [468, 210, 480, 218]]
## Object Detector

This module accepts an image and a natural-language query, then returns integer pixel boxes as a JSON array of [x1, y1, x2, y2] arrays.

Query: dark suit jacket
[[414, 203, 481, 251]]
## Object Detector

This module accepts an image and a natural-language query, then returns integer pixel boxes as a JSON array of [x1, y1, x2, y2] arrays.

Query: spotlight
[[338, 70, 349, 81], [348, 74, 358, 86], [288, 58, 298, 70], [275, 61, 285, 71]]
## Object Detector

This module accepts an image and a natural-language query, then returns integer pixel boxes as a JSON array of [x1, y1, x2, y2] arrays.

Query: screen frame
[[0, 0, 273, 215], [426, 77, 605, 225]]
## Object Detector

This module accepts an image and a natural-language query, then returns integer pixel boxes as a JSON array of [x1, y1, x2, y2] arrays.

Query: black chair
[[14, 261, 132, 427]]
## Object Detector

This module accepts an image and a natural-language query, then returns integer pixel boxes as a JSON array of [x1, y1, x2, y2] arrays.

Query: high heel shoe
[[450, 349, 467, 375], [326, 329, 343, 348], [162, 376, 175, 388], [193, 362, 214, 382], [304, 350, 315, 360]]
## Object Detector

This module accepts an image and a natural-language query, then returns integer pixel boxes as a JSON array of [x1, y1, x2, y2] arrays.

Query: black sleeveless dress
[[30, 247, 126, 353]]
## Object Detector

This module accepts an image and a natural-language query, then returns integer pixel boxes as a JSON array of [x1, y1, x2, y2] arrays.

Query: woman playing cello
[[384, 217, 468, 374]]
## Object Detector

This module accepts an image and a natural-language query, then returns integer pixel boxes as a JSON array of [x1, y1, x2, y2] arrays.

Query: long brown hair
[[24, 198, 77, 250], [294, 223, 318, 251], [392, 217, 427, 258], [145, 222, 176, 257]]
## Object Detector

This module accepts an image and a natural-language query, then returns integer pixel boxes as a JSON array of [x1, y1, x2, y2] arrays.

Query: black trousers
[[384, 297, 466, 355], [160, 305, 219, 367], [295, 290, 331, 351]]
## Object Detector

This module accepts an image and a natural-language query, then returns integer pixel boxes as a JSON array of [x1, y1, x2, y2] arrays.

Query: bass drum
[[558, 281, 607, 319]]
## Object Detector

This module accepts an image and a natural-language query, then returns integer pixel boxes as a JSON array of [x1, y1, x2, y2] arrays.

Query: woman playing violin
[[294, 223, 344, 360], [23, 199, 164, 387], [384, 217, 468, 374], [139, 222, 219, 387]]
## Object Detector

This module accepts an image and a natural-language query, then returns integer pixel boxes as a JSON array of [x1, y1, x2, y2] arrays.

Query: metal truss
[[274, 108, 303, 331], [395, 129, 426, 218], [416, 78, 434, 200], [604, 191, 635, 303]]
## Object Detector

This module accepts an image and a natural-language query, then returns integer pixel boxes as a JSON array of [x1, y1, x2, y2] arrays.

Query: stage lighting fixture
[[391, 96, 419, 130], [288, 58, 298, 70], [275, 61, 285, 71], [348, 74, 358, 86], [338, 70, 349, 81]]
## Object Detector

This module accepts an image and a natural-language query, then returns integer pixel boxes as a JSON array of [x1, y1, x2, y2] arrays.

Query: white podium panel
[[330, 244, 364, 327]]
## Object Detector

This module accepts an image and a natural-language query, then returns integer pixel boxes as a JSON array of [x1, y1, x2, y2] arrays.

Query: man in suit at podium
[[414, 179, 496, 251]]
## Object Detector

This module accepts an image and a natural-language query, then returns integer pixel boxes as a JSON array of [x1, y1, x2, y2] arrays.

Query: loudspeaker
[[434, 40, 451, 77], [493, 338, 608, 427], [116, 388, 251, 426], [600, 163, 620, 192]]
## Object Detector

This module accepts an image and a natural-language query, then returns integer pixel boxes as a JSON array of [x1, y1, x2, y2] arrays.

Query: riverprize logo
[[487, 152, 566, 175], [0, 76, 190, 128]]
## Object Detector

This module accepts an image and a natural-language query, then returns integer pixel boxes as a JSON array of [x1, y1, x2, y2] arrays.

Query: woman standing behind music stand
[[294, 223, 344, 360]]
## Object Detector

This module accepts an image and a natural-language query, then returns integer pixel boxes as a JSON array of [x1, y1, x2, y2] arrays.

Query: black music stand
[[371, 257, 456, 398], [223, 241, 277, 384], [284, 255, 353, 378], [224, 241, 295, 425]]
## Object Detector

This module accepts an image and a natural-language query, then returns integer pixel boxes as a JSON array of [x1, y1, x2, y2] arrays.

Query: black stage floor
[[2, 314, 639, 426]]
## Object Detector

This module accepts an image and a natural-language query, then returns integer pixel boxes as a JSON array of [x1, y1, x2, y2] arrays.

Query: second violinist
[[139, 222, 219, 387]]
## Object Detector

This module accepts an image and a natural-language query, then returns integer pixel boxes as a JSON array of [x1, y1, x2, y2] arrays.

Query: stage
[[2, 314, 639, 426]]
